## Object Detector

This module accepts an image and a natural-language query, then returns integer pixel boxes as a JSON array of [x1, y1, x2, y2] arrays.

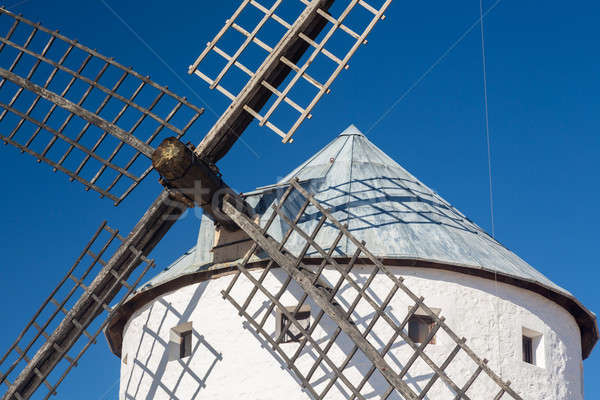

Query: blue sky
[[0, 0, 598, 398]]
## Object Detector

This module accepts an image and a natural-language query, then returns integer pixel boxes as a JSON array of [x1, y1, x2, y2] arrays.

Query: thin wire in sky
[[6, 0, 33, 8], [477, 0, 502, 379], [479, 0, 495, 239], [367, 0, 504, 134], [95, 377, 120, 400]]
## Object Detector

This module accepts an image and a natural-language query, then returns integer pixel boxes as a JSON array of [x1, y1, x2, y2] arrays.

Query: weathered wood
[[2, 191, 185, 400], [262, 0, 393, 143], [227, 255, 368, 399], [0, 7, 203, 116], [220, 291, 321, 399], [152, 137, 194, 180], [193, 0, 334, 163], [289, 179, 523, 399], [152, 137, 241, 228], [312, 254, 398, 398], [3, 148, 259, 397], [416, 341, 464, 399], [0, 8, 203, 205], [0, 67, 154, 158], [221, 196, 419, 400]]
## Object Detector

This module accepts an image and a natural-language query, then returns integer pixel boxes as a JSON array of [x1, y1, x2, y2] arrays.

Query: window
[[408, 315, 435, 344], [170, 322, 193, 360], [407, 306, 441, 345], [180, 330, 192, 358], [276, 305, 311, 343], [522, 327, 544, 367], [522, 335, 533, 364]]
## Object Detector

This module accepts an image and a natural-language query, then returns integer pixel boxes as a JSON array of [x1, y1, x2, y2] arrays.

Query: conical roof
[[245, 124, 564, 293], [130, 124, 597, 358]]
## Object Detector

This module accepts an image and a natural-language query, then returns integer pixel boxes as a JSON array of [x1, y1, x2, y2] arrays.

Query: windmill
[[0, 1, 572, 399]]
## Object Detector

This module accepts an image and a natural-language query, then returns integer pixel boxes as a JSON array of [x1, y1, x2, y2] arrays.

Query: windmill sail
[[0, 222, 155, 400], [221, 178, 523, 399], [0, 8, 203, 204], [189, 0, 392, 162]]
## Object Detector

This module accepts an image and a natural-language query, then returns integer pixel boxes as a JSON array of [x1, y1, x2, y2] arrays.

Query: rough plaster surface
[[119, 267, 583, 399]]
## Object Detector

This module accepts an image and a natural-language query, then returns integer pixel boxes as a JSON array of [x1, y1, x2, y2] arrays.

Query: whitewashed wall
[[119, 267, 583, 400]]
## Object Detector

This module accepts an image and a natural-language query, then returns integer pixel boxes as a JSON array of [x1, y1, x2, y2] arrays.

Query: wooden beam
[[152, 137, 242, 228], [290, 180, 524, 399], [2, 191, 185, 400], [0, 67, 154, 158], [221, 196, 419, 400], [194, 0, 334, 163]]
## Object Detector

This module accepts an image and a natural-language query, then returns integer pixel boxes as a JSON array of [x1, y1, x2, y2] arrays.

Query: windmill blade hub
[[152, 137, 195, 181], [152, 137, 249, 229]]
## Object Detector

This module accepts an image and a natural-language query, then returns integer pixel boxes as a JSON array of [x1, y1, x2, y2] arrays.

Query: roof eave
[[105, 257, 598, 360]]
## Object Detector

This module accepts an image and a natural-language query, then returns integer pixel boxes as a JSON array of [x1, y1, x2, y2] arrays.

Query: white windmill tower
[[105, 124, 597, 400], [0, 1, 596, 400]]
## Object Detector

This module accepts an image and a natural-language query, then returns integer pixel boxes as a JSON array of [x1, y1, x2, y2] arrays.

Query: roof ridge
[[277, 132, 350, 184], [342, 132, 357, 252]]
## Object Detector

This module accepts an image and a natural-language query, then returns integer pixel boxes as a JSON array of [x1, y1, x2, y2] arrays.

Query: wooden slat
[[289, 179, 522, 399], [222, 196, 419, 400], [249, 0, 292, 29], [239, 196, 311, 314], [352, 301, 424, 400], [227, 21, 325, 91], [211, 0, 284, 89], [224, 244, 369, 400], [259, 0, 361, 128], [221, 291, 321, 399], [188, 0, 252, 73], [0, 37, 193, 135], [0, 7, 203, 205], [286, 229, 347, 365], [417, 340, 465, 399], [192, 0, 334, 163], [316, 263, 399, 398], [453, 362, 487, 400], [1, 191, 185, 399], [282, 0, 393, 142], [222, 179, 523, 399], [0, 68, 154, 157]]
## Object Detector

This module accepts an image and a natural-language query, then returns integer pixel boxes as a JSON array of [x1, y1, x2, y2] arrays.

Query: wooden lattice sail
[[0, 223, 156, 400], [221, 178, 522, 399], [189, 0, 392, 161], [0, 8, 203, 204]]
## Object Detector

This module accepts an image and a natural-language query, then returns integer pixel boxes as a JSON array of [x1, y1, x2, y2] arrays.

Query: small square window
[[408, 315, 436, 344], [522, 327, 544, 367], [170, 322, 193, 360], [407, 306, 440, 345], [276, 305, 311, 343]]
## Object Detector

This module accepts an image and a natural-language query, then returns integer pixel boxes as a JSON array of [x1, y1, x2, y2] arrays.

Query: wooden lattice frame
[[189, 0, 391, 144], [221, 178, 523, 400], [0, 7, 203, 204], [0, 222, 155, 400]]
